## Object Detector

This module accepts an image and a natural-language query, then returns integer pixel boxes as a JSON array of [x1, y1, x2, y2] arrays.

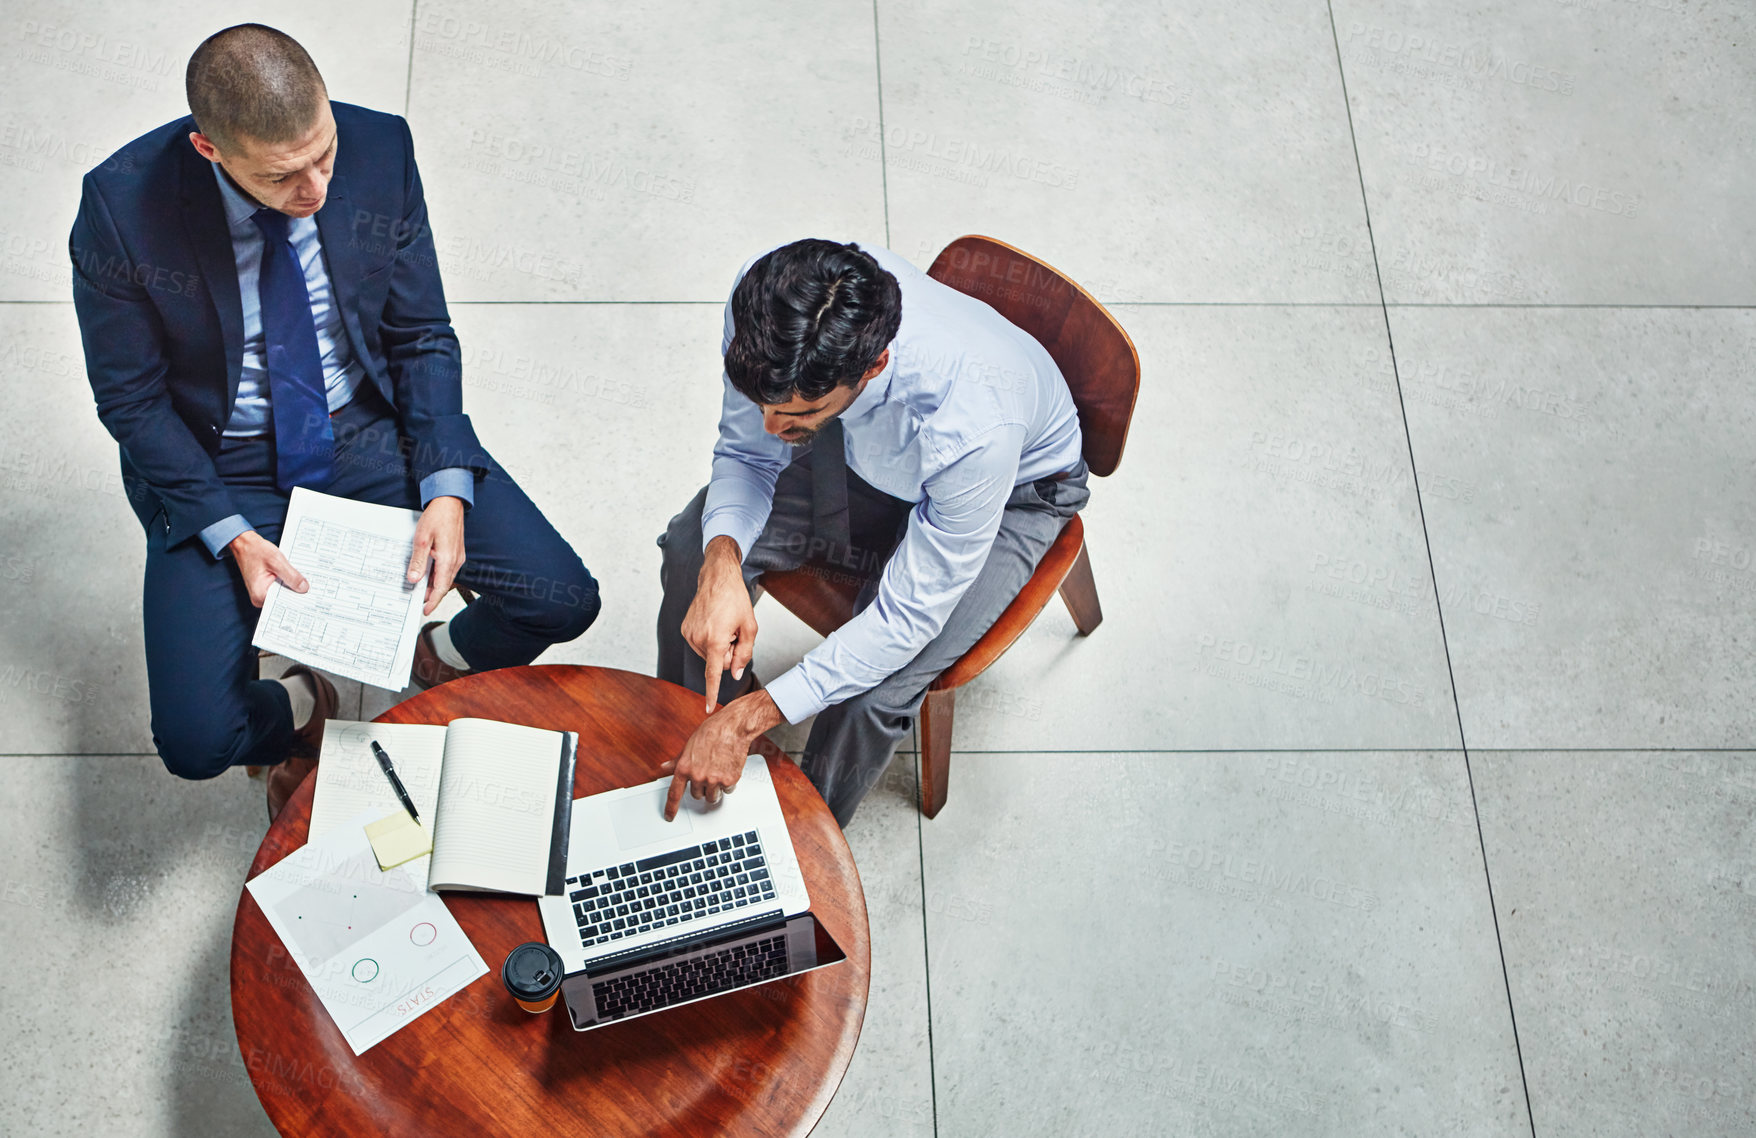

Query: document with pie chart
[[246, 807, 488, 1054]]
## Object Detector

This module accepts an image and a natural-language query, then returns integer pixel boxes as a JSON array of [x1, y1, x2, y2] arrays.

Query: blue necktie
[[812, 417, 851, 559], [251, 207, 334, 491]]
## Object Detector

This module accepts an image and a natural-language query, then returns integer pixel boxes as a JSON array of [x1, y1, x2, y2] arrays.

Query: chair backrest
[[927, 236, 1140, 477]]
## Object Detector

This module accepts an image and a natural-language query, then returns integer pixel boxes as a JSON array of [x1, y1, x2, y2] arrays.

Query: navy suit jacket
[[69, 101, 488, 549]]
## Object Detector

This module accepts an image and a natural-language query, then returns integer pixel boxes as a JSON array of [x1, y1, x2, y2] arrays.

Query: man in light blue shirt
[[656, 239, 1088, 826]]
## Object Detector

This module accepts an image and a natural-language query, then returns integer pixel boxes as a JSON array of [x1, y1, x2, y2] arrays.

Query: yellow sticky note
[[365, 811, 433, 870]]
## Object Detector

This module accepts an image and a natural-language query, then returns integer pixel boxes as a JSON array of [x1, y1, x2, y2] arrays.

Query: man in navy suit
[[70, 24, 599, 818]]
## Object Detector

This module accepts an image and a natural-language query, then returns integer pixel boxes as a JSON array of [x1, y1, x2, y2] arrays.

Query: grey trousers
[[657, 445, 1090, 827]]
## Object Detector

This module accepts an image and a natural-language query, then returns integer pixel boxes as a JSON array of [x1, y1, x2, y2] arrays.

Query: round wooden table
[[231, 665, 871, 1137]]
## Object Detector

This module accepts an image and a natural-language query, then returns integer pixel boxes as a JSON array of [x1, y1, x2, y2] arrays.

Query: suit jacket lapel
[[314, 173, 374, 380], [178, 139, 245, 412]]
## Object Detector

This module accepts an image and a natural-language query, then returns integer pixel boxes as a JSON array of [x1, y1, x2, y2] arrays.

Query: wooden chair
[[759, 236, 1140, 818]]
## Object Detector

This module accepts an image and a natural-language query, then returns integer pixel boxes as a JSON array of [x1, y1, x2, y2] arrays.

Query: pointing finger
[[703, 644, 724, 716], [663, 769, 688, 821]]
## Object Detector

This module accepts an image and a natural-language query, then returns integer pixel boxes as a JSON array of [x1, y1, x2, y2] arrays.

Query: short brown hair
[[185, 24, 327, 152]]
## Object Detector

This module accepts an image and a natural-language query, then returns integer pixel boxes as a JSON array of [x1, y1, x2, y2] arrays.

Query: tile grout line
[[918, 746, 1756, 753], [859, 0, 922, 1100], [871, 0, 892, 249], [1377, 302, 1756, 310], [1108, 302, 1756, 309], [3, 299, 1751, 309], [911, 724, 940, 1137], [13, 746, 1749, 759], [403, 1, 418, 117], [890, 746, 1756, 754], [1322, 5, 1538, 1137], [872, 0, 923, 1125]]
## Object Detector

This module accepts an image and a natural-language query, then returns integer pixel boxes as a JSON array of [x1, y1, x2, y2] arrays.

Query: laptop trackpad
[[608, 785, 697, 850]]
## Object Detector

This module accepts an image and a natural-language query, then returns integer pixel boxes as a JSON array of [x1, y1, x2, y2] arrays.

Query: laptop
[[536, 754, 847, 1031]]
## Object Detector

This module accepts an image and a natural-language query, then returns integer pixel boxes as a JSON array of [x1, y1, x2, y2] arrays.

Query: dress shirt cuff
[[199, 514, 253, 560], [764, 667, 827, 725], [419, 467, 475, 509], [700, 513, 760, 562]]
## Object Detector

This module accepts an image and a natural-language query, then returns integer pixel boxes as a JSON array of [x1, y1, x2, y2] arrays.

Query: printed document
[[245, 808, 488, 1055], [253, 487, 428, 689]]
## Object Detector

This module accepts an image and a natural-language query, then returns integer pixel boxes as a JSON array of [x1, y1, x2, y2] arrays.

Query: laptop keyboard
[[592, 932, 788, 1021], [566, 830, 777, 949]]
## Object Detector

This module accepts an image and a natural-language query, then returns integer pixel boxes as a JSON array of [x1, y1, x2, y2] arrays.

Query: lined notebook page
[[308, 722, 448, 852], [427, 718, 566, 895]]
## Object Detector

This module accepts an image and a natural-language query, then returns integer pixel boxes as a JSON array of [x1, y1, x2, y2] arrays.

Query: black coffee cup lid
[[502, 942, 563, 999]]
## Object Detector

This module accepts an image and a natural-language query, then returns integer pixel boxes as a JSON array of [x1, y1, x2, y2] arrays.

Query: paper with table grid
[[245, 807, 487, 1055], [252, 487, 428, 689]]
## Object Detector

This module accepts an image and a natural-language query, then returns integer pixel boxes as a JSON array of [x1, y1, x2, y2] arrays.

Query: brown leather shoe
[[411, 620, 473, 690], [266, 665, 339, 823], [266, 756, 317, 824]]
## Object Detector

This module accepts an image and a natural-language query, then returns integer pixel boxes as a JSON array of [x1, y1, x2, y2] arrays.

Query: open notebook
[[308, 719, 577, 897]]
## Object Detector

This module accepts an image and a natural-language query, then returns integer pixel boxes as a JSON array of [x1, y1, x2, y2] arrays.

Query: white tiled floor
[[2, 2, 1753, 1136]]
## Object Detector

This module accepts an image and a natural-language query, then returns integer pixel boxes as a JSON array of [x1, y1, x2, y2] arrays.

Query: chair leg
[[918, 687, 955, 819], [1058, 539, 1103, 635]]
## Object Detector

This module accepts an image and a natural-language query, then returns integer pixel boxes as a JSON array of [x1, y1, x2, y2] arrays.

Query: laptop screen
[[565, 912, 847, 1030]]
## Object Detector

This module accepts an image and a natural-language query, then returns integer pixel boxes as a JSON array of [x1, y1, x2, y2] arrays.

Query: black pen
[[370, 740, 421, 823]]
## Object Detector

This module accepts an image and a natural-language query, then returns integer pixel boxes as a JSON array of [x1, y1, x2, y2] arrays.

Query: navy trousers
[[144, 389, 599, 779]]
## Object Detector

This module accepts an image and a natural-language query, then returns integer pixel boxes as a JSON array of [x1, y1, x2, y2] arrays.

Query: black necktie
[[812, 417, 851, 561], [251, 208, 334, 491]]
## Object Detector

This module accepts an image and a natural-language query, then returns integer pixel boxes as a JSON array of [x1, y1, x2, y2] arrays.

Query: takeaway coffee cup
[[502, 942, 563, 1013]]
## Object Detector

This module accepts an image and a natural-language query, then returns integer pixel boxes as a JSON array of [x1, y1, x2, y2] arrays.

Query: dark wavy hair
[[724, 240, 902, 404]]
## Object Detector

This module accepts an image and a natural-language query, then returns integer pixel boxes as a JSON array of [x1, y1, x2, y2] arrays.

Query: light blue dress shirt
[[197, 165, 473, 557], [702, 243, 1085, 723]]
